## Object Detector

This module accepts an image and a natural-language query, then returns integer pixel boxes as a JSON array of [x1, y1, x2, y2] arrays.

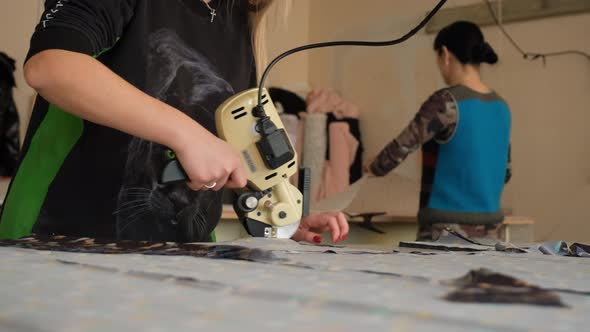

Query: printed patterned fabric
[[0, 234, 280, 263]]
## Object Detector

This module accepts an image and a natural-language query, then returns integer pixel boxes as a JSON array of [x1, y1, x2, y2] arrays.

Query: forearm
[[369, 89, 457, 177], [24, 49, 209, 153], [369, 117, 428, 176], [370, 140, 406, 176]]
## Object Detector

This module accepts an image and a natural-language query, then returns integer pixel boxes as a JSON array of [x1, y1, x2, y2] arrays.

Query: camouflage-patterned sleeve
[[370, 89, 457, 176]]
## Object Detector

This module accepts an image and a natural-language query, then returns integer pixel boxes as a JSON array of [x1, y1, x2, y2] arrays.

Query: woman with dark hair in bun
[[365, 21, 512, 241]]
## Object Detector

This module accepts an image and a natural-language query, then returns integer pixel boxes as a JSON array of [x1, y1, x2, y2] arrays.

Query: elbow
[[24, 51, 56, 92], [24, 56, 46, 92]]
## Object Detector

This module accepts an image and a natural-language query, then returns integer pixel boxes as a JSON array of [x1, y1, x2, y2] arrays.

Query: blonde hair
[[248, 0, 291, 79]]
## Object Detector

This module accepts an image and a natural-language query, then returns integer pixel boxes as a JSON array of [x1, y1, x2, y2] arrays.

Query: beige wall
[[264, 0, 310, 93], [0, 0, 40, 143], [304, 0, 590, 242]]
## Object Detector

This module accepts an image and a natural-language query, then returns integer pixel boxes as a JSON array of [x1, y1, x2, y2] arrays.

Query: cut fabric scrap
[[494, 242, 528, 253], [405, 227, 590, 258], [399, 241, 490, 252], [571, 243, 590, 257], [531, 241, 570, 256], [434, 227, 495, 247], [417, 222, 505, 242], [495, 241, 590, 258], [443, 268, 567, 307], [530, 241, 590, 258], [400, 228, 493, 252]]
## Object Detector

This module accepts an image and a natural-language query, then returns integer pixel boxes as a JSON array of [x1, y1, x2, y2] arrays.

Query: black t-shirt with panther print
[[0, 0, 257, 242]]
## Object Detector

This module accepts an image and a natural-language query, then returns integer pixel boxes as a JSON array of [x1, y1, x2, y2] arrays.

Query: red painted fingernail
[[342, 234, 348, 241], [313, 236, 323, 244]]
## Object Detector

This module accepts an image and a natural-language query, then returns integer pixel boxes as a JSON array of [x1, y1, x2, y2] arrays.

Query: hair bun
[[472, 42, 498, 64]]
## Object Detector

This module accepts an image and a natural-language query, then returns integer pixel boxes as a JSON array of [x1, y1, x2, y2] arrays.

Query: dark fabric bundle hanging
[[0, 52, 20, 176], [268, 87, 307, 117], [325, 113, 364, 184]]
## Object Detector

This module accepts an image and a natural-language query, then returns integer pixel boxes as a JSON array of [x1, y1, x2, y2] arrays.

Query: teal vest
[[420, 86, 511, 225]]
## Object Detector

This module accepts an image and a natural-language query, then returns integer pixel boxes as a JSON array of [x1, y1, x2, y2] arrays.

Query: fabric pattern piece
[[443, 269, 566, 307], [0, 234, 280, 263]]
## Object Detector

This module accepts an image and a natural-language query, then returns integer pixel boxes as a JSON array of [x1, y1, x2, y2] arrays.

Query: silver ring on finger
[[203, 182, 217, 189]]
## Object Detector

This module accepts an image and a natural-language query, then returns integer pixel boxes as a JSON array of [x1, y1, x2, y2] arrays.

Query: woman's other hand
[[291, 212, 349, 244]]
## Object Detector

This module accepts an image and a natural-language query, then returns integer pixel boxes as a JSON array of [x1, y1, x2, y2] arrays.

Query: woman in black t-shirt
[[0, 0, 349, 244]]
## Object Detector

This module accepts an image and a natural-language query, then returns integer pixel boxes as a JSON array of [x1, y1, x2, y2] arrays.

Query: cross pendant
[[210, 9, 217, 23]]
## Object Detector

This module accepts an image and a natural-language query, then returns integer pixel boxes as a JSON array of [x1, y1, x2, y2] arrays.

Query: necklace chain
[[201, 0, 217, 23]]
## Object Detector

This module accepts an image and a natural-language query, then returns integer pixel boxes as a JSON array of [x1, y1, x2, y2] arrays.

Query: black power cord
[[483, 0, 590, 64], [249, 0, 447, 173], [255, 0, 449, 109]]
